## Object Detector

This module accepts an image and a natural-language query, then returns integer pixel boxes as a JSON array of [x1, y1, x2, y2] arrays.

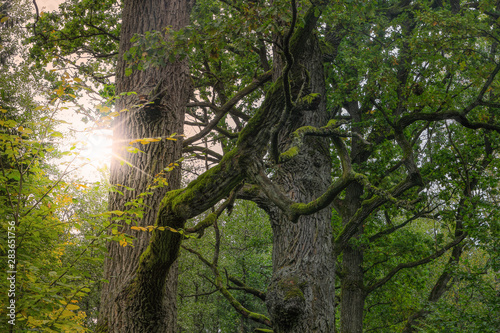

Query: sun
[[79, 129, 113, 167]]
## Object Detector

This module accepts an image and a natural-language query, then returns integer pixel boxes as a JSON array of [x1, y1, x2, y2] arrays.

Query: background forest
[[1, 0, 499, 332]]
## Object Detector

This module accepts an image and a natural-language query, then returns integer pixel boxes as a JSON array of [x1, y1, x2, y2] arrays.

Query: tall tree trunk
[[339, 101, 367, 333], [339, 189, 365, 333], [264, 33, 336, 333], [97, 0, 192, 332]]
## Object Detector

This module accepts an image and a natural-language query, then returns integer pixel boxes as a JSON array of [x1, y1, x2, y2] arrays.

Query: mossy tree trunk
[[263, 32, 336, 333], [97, 0, 192, 332]]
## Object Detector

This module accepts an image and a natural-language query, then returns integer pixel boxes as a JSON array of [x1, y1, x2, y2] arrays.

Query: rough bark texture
[[264, 33, 336, 333], [339, 189, 365, 333], [97, 0, 192, 332], [339, 102, 367, 333]]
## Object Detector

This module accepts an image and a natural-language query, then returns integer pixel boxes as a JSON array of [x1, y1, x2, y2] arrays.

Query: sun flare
[[80, 129, 113, 167]]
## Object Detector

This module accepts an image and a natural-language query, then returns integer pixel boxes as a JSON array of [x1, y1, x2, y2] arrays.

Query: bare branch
[[182, 245, 273, 327], [227, 274, 266, 301], [369, 208, 436, 242], [365, 233, 467, 294], [179, 289, 218, 298], [183, 70, 272, 146], [183, 146, 223, 161]]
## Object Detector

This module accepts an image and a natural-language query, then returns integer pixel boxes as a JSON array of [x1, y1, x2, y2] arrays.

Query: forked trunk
[[265, 33, 336, 333]]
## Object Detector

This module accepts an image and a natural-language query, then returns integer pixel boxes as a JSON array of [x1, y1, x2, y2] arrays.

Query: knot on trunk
[[139, 103, 167, 124], [266, 275, 306, 328]]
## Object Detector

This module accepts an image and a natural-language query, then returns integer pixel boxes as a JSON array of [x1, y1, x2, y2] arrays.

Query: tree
[[0, 59, 103, 333], [95, 0, 193, 332], [27, 0, 500, 332], [1, 2, 107, 331]]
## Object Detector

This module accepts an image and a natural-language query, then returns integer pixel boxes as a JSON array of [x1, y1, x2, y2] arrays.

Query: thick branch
[[278, 119, 349, 164], [398, 110, 500, 133], [252, 133, 354, 222], [184, 186, 240, 236], [131, 1, 328, 310]]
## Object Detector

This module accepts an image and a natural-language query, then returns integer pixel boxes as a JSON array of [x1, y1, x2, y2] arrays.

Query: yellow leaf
[[102, 106, 111, 113], [74, 77, 82, 83], [119, 239, 128, 247], [126, 146, 142, 153], [27, 316, 50, 326], [131, 226, 147, 231], [56, 86, 64, 97], [59, 310, 75, 319], [66, 304, 80, 310], [19, 127, 33, 134]]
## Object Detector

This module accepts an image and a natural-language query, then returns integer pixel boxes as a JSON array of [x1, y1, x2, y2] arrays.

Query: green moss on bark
[[278, 277, 306, 301], [280, 146, 299, 159]]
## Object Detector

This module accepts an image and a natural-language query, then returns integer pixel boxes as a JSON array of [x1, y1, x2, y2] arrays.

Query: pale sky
[[32, 0, 219, 181], [36, 0, 63, 12]]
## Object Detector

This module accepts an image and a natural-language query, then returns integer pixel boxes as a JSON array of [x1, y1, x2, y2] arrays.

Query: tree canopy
[[1, 0, 499, 332]]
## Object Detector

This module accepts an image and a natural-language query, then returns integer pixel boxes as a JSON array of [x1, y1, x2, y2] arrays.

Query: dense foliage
[[1, 0, 499, 332]]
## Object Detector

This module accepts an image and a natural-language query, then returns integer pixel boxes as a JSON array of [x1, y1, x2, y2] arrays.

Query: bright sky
[[32, 2, 113, 181], [36, 0, 62, 12], [33, 0, 215, 182], [53, 106, 112, 182]]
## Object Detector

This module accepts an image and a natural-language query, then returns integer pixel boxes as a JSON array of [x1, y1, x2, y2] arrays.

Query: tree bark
[[97, 0, 192, 332], [264, 32, 336, 333], [339, 102, 368, 333], [339, 213, 366, 333]]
